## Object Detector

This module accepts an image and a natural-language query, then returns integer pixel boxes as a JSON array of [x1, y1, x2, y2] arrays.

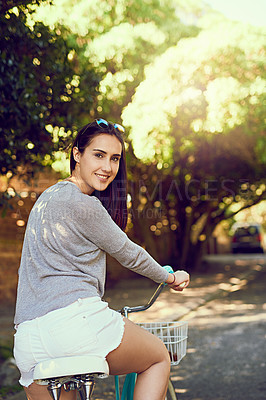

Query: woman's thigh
[[106, 318, 170, 376]]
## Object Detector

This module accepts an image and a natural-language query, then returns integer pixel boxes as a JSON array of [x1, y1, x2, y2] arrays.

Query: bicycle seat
[[33, 354, 109, 382], [33, 355, 109, 399]]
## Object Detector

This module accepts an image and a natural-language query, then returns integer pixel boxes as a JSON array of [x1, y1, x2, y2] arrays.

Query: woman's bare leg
[[24, 382, 76, 400], [106, 318, 171, 400]]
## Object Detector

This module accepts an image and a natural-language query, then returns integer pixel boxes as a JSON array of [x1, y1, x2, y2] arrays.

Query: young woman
[[13, 119, 190, 400]]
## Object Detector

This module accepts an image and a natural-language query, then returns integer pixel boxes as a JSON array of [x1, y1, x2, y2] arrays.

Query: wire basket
[[138, 321, 188, 366]]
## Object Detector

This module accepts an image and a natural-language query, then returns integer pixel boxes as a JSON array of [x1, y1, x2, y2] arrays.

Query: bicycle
[[33, 266, 188, 400]]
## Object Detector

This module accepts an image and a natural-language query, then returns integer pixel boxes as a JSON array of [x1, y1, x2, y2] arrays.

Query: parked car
[[231, 223, 264, 254]]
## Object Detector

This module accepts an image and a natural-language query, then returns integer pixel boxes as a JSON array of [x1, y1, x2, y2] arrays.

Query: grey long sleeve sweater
[[14, 181, 169, 324]]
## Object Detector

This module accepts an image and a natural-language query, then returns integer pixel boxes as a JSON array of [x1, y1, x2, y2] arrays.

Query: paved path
[[1, 254, 266, 399], [171, 266, 266, 400]]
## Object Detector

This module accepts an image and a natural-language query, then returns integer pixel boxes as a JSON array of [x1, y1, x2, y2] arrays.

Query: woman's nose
[[102, 159, 112, 172]]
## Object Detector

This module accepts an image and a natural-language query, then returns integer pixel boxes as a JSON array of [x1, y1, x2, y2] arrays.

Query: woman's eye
[[94, 153, 119, 162]]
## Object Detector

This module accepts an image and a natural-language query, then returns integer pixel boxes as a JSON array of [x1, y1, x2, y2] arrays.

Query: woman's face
[[73, 133, 122, 195]]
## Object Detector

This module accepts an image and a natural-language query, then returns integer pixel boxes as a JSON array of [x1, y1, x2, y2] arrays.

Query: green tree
[[32, 0, 201, 122], [0, 0, 100, 206], [122, 21, 266, 269]]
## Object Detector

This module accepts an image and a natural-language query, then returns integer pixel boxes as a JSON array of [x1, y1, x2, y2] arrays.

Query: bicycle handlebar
[[118, 265, 174, 317], [118, 282, 165, 317]]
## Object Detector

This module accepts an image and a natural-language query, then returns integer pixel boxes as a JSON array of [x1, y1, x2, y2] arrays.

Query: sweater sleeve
[[73, 194, 169, 283]]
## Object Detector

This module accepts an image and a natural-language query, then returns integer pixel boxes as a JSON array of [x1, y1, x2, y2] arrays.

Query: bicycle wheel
[[165, 378, 177, 400]]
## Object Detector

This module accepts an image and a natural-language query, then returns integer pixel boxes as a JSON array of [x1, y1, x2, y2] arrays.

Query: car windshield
[[234, 226, 259, 237]]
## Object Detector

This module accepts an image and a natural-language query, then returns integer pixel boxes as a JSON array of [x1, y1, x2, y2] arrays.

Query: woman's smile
[[95, 173, 110, 181]]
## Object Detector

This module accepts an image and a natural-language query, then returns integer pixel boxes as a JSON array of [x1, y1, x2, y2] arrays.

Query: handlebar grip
[[162, 265, 174, 285], [163, 265, 174, 274]]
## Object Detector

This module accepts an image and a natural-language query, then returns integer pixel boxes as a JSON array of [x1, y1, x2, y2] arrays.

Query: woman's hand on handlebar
[[166, 270, 190, 291]]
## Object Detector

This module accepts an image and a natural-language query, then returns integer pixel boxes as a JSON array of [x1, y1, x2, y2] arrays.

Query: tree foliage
[[122, 21, 266, 269], [32, 0, 200, 121], [0, 1, 100, 205], [123, 22, 265, 163]]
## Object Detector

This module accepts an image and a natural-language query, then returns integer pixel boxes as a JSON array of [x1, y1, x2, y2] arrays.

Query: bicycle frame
[[115, 281, 168, 400], [114, 273, 188, 400]]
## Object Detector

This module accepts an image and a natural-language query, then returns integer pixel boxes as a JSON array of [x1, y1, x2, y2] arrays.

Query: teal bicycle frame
[[115, 374, 136, 400], [114, 265, 174, 400]]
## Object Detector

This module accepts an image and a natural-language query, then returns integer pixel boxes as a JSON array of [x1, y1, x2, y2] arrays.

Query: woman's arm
[[73, 194, 189, 285], [73, 196, 168, 282]]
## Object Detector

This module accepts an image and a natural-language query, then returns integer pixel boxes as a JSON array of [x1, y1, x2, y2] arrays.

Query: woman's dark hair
[[70, 120, 128, 231]]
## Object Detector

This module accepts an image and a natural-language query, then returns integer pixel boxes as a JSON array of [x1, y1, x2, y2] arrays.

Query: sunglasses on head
[[96, 118, 125, 134]]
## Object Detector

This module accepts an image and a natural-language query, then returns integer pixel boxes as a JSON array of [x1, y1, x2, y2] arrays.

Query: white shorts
[[13, 297, 125, 387]]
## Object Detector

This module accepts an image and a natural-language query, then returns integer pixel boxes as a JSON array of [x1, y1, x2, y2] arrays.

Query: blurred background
[[0, 0, 265, 302]]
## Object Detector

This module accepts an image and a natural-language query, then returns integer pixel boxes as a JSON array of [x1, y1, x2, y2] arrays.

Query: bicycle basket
[[138, 321, 188, 366]]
